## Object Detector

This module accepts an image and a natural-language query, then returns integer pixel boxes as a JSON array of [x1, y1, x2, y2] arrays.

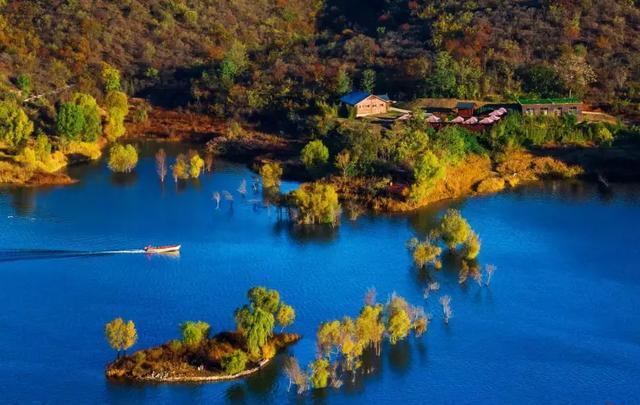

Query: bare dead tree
[[155, 148, 167, 182], [423, 281, 440, 299], [283, 356, 308, 394], [238, 179, 247, 197], [472, 268, 483, 286], [212, 192, 221, 209], [330, 361, 344, 389], [364, 287, 377, 306], [23, 84, 74, 103], [458, 264, 469, 284], [222, 190, 234, 207], [411, 305, 429, 337], [485, 264, 496, 286], [204, 153, 214, 173], [440, 295, 453, 324]]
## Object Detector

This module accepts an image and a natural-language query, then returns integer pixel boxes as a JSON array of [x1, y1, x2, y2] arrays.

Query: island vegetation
[[105, 287, 299, 382]]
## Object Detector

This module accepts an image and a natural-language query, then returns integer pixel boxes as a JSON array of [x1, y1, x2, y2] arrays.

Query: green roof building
[[517, 98, 582, 117]]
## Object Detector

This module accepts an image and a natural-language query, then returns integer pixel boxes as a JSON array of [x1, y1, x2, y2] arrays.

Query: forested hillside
[[1, 0, 640, 129]]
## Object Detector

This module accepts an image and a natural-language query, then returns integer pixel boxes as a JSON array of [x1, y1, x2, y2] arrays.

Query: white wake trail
[[98, 249, 146, 254]]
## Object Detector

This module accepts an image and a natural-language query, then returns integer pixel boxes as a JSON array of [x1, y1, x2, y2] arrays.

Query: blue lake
[[1, 144, 639, 404]]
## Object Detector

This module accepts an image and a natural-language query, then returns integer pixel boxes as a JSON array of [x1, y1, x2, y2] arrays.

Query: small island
[[105, 287, 299, 383]]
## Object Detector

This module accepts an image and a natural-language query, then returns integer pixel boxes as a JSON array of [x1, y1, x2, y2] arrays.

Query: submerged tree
[[188, 151, 204, 178], [108, 144, 138, 173], [204, 153, 214, 173], [364, 287, 377, 306], [386, 294, 412, 344], [291, 183, 341, 226], [356, 304, 385, 355], [485, 264, 496, 286], [309, 358, 331, 389], [238, 179, 247, 197], [212, 191, 221, 209], [172, 154, 190, 181], [105, 318, 138, 359], [412, 307, 429, 337], [316, 320, 342, 358], [437, 209, 472, 250], [283, 356, 308, 394], [276, 304, 296, 332], [439, 295, 453, 324], [155, 148, 167, 182], [259, 162, 283, 189], [462, 230, 481, 260], [423, 281, 440, 299], [407, 237, 442, 270]]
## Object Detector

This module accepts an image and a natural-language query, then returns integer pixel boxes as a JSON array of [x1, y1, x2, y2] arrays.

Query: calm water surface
[[1, 144, 639, 404]]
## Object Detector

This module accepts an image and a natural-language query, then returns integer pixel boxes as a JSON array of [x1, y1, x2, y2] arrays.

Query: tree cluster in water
[[284, 288, 428, 394], [408, 208, 496, 287]]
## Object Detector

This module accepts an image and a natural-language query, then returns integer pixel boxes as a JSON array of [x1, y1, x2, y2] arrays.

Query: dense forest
[[2, 0, 640, 133]]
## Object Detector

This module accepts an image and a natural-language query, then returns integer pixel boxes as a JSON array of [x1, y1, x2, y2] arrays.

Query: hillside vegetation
[[1, 0, 639, 194], [2, 0, 640, 127]]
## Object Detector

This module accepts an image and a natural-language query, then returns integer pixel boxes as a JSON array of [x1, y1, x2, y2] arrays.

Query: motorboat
[[144, 245, 181, 254]]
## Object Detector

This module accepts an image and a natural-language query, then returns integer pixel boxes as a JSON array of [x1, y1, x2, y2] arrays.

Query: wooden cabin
[[517, 98, 582, 117], [340, 91, 392, 117], [456, 101, 477, 118]]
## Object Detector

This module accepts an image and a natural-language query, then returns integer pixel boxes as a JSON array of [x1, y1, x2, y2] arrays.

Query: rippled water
[[1, 144, 639, 404]]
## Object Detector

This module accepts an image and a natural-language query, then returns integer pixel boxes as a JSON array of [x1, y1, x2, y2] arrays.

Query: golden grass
[[60, 141, 102, 160]]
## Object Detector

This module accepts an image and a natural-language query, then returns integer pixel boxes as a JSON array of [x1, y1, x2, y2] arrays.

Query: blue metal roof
[[340, 91, 391, 105], [456, 102, 476, 109], [340, 91, 371, 105]]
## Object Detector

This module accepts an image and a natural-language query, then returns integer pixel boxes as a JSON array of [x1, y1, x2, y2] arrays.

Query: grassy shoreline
[[4, 109, 639, 212]]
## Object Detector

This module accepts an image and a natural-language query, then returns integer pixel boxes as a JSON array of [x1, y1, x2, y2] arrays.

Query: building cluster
[[339, 91, 584, 128]]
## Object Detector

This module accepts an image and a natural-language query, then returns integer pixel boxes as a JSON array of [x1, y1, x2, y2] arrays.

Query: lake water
[[1, 144, 639, 404]]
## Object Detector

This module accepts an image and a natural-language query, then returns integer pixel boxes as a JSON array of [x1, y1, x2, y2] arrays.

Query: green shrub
[[104, 91, 129, 140], [300, 140, 329, 174], [0, 101, 33, 147], [221, 350, 248, 375], [168, 339, 183, 354], [180, 321, 211, 347], [409, 151, 445, 201], [16, 73, 31, 95], [101, 63, 121, 91], [56, 93, 102, 142]]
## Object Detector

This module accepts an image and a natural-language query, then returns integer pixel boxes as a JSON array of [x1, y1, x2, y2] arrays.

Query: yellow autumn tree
[[105, 318, 138, 359]]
